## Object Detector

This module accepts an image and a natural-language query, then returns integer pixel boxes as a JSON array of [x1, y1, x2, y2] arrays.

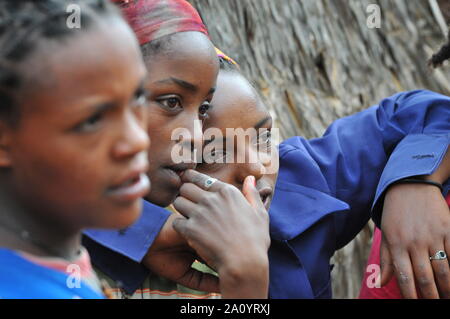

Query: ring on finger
[[430, 250, 447, 261], [204, 177, 218, 190]]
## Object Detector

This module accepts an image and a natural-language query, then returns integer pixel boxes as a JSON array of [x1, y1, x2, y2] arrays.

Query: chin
[[101, 199, 143, 229], [144, 189, 177, 208]]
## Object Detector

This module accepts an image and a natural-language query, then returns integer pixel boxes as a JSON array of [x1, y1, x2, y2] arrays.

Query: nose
[[177, 115, 203, 163], [113, 110, 150, 160]]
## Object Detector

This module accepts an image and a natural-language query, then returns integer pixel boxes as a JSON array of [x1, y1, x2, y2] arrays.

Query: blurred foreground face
[[4, 16, 150, 230]]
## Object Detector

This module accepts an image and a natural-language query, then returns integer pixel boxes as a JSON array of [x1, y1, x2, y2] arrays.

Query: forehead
[[144, 32, 218, 80], [207, 71, 268, 129], [19, 16, 145, 110]]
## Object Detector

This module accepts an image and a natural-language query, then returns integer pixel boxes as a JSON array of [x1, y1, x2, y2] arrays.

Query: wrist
[[218, 253, 269, 299], [391, 176, 443, 193]]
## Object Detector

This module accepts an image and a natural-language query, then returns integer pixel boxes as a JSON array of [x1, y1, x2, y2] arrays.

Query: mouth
[[258, 187, 273, 210], [164, 162, 197, 179], [107, 169, 150, 204]]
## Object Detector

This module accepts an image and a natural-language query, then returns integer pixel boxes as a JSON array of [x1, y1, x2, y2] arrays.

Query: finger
[[429, 246, 450, 299], [175, 267, 220, 293], [173, 196, 197, 218], [242, 176, 266, 215], [172, 216, 194, 241], [380, 234, 394, 287], [410, 248, 439, 299], [181, 169, 225, 192], [392, 250, 418, 299], [178, 182, 209, 204]]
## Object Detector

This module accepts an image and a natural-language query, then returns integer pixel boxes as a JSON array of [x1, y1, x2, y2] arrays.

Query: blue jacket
[[83, 90, 450, 298]]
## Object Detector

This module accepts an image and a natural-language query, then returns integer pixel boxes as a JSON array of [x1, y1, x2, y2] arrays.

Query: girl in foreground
[[0, 0, 150, 298]]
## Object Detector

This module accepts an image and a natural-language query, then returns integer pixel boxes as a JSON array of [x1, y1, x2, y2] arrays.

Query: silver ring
[[430, 250, 447, 261], [204, 177, 217, 189]]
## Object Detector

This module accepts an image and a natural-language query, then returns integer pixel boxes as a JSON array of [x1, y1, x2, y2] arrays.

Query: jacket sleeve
[[279, 90, 450, 250]]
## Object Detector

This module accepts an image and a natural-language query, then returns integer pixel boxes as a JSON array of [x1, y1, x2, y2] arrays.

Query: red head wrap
[[111, 0, 209, 45]]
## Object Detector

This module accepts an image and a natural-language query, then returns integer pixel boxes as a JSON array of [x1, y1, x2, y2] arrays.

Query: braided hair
[[429, 30, 450, 68], [0, 0, 120, 125]]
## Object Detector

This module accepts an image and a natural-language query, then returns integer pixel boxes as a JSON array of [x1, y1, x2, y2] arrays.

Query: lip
[[258, 186, 273, 210], [107, 164, 150, 204], [165, 162, 197, 179]]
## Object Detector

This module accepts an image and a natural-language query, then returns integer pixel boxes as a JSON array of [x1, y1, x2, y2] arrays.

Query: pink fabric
[[112, 0, 209, 45]]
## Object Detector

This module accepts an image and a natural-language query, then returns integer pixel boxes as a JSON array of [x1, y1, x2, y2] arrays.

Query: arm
[[84, 200, 221, 294], [280, 90, 450, 250], [377, 146, 450, 299]]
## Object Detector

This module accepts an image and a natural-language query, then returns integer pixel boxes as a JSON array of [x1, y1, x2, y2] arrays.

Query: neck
[[0, 190, 82, 261]]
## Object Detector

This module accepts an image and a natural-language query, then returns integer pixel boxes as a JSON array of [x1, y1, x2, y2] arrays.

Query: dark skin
[[141, 31, 222, 289], [0, 16, 150, 261], [173, 170, 270, 298], [143, 47, 274, 296], [171, 71, 278, 298], [143, 32, 218, 207], [137, 35, 450, 298], [380, 148, 450, 299], [164, 70, 450, 298]]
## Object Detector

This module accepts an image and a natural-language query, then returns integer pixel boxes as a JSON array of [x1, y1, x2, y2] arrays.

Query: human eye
[[156, 95, 182, 112], [198, 101, 211, 120], [256, 129, 272, 150]]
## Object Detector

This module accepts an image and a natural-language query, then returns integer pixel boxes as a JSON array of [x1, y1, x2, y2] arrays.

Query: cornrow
[[0, 0, 120, 125], [429, 30, 450, 68]]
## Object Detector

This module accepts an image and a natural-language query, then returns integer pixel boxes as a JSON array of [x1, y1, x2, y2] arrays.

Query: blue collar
[[269, 179, 349, 241]]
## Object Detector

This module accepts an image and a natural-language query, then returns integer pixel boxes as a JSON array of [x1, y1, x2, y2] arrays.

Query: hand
[[172, 169, 270, 299], [142, 212, 220, 293], [380, 183, 450, 299]]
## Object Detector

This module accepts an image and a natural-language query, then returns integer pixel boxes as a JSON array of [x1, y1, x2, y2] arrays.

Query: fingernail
[[249, 176, 256, 187]]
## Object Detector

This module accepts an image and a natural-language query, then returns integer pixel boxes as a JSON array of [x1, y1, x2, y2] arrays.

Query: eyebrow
[[155, 77, 216, 95], [254, 116, 272, 130], [87, 77, 148, 113]]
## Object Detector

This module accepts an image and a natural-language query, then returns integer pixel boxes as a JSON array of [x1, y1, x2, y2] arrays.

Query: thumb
[[242, 175, 265, 213], [380, 234, 394, 287]]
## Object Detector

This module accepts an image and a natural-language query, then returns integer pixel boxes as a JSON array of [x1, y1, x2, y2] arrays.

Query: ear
[[0, 120, 13, 168]]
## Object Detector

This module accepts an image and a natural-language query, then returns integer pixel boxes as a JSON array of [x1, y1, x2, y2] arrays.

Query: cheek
[[13, 139, 106, 197]]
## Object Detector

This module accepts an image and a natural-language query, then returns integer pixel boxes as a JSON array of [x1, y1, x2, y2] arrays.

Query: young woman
[[84, 0, 450, 299], [0, 0, 151, 298]]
